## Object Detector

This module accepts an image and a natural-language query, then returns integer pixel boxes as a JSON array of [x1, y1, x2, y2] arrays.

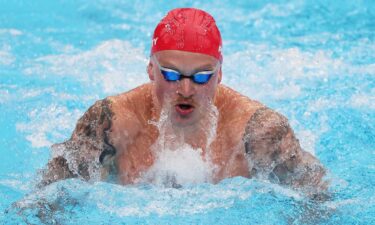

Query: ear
[[147, 60, 154, 81]]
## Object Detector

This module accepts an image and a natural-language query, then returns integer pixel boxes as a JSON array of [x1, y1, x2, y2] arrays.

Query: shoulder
[[108, 83, 153, 105], [73, 82, 153, 143], [72, 98, 113, 139], [108, 83, 153, 119], [243, 107, 300, 169], [244, 107, 292, 153], [245, 107, 290, 142], [215, 84, 264, 120], [242, 106, 328, 195], [214, 84, 290, 141], [213, 85, 265, 144], [216, 84, 263, 107], [106, 83, 153, 135]]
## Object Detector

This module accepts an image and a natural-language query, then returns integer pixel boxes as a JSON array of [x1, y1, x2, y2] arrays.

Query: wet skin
[[148, 50, 222, 128], [42, 50, 327, 197], [111, 50, 261, 184]]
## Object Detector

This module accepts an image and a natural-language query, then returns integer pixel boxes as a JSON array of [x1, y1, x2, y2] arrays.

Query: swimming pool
[[1, 0, 374, 224]]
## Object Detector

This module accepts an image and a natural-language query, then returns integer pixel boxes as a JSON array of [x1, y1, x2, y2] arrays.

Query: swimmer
[[41, 8, 328, 198]]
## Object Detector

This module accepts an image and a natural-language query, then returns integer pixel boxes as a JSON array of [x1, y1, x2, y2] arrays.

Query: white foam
[[349, 89, 375, 110], [0, 89, 10, 103], [24, 39, 149, 95], [141, 98, 219, 186], [0, 44, 15, 66], [223, 44, 373, 101], [0, 28, 23, 36], [324, 198, 360, 210], [0, 179, 30, 192], [307, 98, 335, 112], [0, 173, 33, 192], [204, 1, 302, 24], [259, 2, 302, 17], [265, 181, 303, 200], [92, 178, 305, 217], [0, 86, 83, 105], [95, 182, 250, 217], [142, 144, 213, 186], [16, 104, 82, 148], [306, 89, 375, 112], [295, 130, 317, 155], [111, 23, 131, 31]]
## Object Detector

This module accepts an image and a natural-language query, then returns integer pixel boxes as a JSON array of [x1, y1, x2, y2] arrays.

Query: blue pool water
[[0, 0, 374, 224]]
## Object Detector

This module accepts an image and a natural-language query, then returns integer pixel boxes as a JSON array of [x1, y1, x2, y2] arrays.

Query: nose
[[177, 78, 195, 98]]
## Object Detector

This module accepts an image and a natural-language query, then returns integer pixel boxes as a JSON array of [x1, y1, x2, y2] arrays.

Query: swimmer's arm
[[244, 108, 328, 199], [40, 99, 116, 186]]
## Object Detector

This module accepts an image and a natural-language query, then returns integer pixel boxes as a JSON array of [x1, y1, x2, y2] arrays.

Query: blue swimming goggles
[[153, 58, 220, 85]]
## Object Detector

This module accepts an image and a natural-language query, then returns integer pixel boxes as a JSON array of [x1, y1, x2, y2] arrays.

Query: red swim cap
[[151, 8, 223, 62]]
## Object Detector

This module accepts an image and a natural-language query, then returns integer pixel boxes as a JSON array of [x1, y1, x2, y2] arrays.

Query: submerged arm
[[40, 99, 117, 186], [244, 108, 328, 198]]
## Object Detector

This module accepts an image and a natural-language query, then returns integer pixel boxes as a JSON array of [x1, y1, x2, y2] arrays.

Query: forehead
[[154, 50, 219, 68]]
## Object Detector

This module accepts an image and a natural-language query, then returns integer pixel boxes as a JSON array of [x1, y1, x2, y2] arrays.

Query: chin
[[170, 111, 199, 128]]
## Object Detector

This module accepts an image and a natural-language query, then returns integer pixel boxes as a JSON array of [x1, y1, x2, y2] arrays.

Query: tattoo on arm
[[40, 99, 117, 186], [244, 107, 328, 197]]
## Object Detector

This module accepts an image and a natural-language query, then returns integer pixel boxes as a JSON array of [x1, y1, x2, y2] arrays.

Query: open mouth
[[175, 103, 195, 116]]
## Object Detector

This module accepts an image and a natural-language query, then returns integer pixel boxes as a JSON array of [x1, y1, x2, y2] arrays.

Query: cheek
[[154, 78, 176, 104], [208, 82, 218, 98], [198, 79, 218, 100]]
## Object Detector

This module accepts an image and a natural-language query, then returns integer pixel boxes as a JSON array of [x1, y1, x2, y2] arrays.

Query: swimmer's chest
[[111, 124, 157, 184], [111, 121, 251, 184]]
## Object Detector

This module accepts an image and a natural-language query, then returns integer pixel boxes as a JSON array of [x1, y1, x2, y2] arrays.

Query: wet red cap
[[151, 8, 223, 62]]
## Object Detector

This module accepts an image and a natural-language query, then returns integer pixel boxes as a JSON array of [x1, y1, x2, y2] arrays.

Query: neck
[[150, 99, 218, 153], [173, 124, 208, 149], [149, 82, 219, 153]]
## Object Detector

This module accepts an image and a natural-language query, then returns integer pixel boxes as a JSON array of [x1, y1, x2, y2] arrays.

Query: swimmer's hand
[[244, 108, 329, 200]]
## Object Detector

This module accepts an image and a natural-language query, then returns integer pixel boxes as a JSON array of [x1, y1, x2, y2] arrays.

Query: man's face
[[148, 50, 222, 127]]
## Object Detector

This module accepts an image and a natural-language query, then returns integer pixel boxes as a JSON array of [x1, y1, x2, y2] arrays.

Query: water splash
[[142, 96, 219, 187], [16, 104, 82, 148], [23, 40, 149, 95]]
